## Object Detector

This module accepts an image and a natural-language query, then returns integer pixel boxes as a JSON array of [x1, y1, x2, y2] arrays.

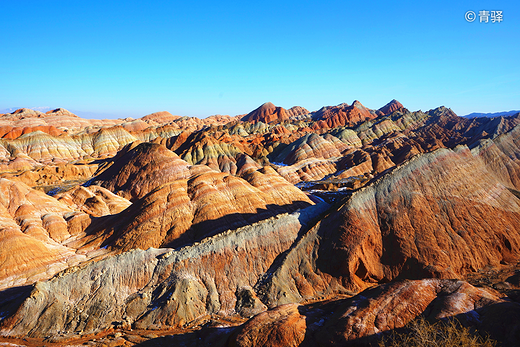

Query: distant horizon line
[[1, 103, 519, 121]]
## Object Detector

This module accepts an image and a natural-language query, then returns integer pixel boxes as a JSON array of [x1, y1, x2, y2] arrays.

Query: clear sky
[[1, 0, 519, 118]]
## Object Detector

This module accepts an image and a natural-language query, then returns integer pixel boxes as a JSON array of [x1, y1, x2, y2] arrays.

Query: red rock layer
[[256, 147, 520, 306], [0, 108, 123, 135], [94, 142, 191, 201], [241, 102, 289, 124], [0, 178, 92, 289], [271, 133, 348, 166], [0, 125, 63, 139], [1, 163, 98, 187], [141, 111, 181, 124], [312, 100, 379, 129], [378, 99, 406, 115], [472, 123, 520, 190], [285, 106, 309, 119], [232, 279, 513, 346], [101, 166, 312, 251], [276, 158, 338, 184], [55, 185, 131, 217], [0, 204, 327, 338]]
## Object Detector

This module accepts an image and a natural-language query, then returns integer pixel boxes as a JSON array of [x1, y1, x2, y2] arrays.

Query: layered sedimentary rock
[[0, 203, 329, 338], [167, 114, 237, 131], [312, 101, 379, 129], [1, 162, 98, 187], [179, 135, 249, 174], [256, 147, 520, 307], [270, 133, 348, 165], [2, 100, 520, 346], [0, 179, 92, 289], [242, 102, 290, 124], [232, 279, 520, 346], [141, 111, 181, 124], [286, 106, 310, 119], [0, 125, 63, 139], [93, 142, 191, 201], [378, 99, 407, 115], [471, 123, 520, 190], [0, 108, 123, 135], [55, 185, 131, 217], [275, 158, 338, 184], [99, 165, 313, 251], [79, 139, 313, 251], [0, 127, 140, 168], [2, 103, 517, 189]]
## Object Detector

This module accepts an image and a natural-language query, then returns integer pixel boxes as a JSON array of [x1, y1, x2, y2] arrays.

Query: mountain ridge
[[1, 98, 520, 346]]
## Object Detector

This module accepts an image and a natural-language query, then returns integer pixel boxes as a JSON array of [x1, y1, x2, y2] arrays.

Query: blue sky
[[1, 0, 519, 118]]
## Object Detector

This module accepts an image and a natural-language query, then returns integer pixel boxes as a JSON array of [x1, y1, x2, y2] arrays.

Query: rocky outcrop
[[0, 179, 94, 289], [100, 165, 313, 251], [0, 203, 329, 339], [0, 125, 63, 139], [275, 158, 338, 184], [286, 106, 310, 119], [0, 127, 139, 166], [378, 99, 407, 115], [55, 185, 131, 217], [94, 142, 191, 201], [269, 133, 348, 166], [179, 135, 249, 174], [141, 111, 181, 124], [312, 101, 379, 129], [0, 108, 123, 135], [231, 279, 519, 346], [242, 103, 289, 124], [472, 123, 520, 190], [257, 147, 520, 306], [0, 162, 98, 187]]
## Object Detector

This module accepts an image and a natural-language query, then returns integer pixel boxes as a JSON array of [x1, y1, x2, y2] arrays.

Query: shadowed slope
[[98, 167, 313, 251], [231, 279, 517, 346], [242, 103, 289, 124], [0, 179, 93, 289], [256, 147, 520, 307], [0, 203, 329, 339], [93, 142, 191, 201]]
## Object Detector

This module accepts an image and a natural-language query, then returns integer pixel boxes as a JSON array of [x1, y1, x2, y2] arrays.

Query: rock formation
[[312, 101, 380, 129], [93, 142, 191, 201], [231, 279, 520, 346], [378, 99, 407, 115], [0, 203, 330, 339], [241, 102, 289, 124], [1, 100, 520, 346], [0, 178, 94, 290], [256, 147, 520, 308]]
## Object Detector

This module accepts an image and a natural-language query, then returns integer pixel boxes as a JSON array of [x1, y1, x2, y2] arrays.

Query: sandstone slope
[[0, 202, 330, 339], [256, 147, 520, 307], [231, 279, 520, 346]]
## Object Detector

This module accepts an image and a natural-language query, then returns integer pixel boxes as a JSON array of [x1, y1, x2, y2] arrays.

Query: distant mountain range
[[0, 107, 119, 119], [3, 106, 519, 121], [0, 106, 53, 114], [463, 110, 520, 118]]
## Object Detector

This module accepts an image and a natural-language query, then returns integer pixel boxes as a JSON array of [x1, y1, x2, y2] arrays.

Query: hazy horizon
[[2, 102, 520, 121], [2, 1, 519, 119]]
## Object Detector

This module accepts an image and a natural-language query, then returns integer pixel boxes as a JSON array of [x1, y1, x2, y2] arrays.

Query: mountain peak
[[351, 100, 367, 110], [260, 102, 276, 110], [43, 108, 80, 118], [241, 102, 288, 123], [379, 99, 405, 115]]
